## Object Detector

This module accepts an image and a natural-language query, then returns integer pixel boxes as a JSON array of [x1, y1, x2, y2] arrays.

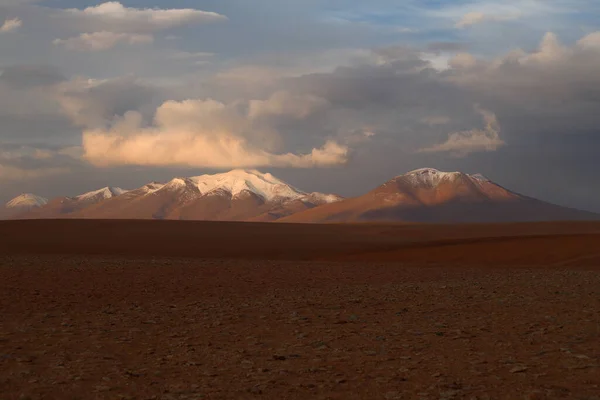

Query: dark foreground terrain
[[1, 220, 600, 399]]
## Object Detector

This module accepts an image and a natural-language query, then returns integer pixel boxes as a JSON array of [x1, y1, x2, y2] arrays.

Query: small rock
[[248, 385, 262, 395], [384, 392, 402, 399], [510, 365, 528, 373]]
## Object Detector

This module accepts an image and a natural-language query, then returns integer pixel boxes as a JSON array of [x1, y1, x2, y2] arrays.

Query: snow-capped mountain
[[6, 194, 48, 209], [190, 169, 306, 202], [282, 168, 599, 223], [1, 194, 49, 220], [5, 168, 598, 223], [12, 186, 131, 219], [74, 187, 128, 203], [9, 169, 342, 221], [380, 168, 519, 205]]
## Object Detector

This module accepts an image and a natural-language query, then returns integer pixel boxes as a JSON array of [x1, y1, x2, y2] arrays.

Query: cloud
[[56, 2, 227, 34], [168, 51, 215, 60], [0, 65, 75, 144], [455, 11, 520, 28], [0, 144, 78, 182], [421, 116, 451, 126], [419, 106, 505, 156], [0, 164, 68, 181], [0, 17, 22, 33], [248, 91, 329, 120], [577, 32, 600, 50], [53, 31, 154, 51], [54, 76, 159, 129], [455, 12, 486, 28], [0, 0, 39, 5], [448, 52, 478, 69], [447, 31, 600, 106], [426, 42, 468, 53], [0, 144, 81, 161], [80, 98, 348, 169], [0, 65, 64, 88]]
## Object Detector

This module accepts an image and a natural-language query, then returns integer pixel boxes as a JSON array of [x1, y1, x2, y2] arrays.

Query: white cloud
[[455, 12, 486, 28], [577, 31, 600, 50], [449, 52, 478, 69], [455, 11, 520, 28], [51, 2, 226, 51], [79, 98, 348, 169], [53, 31, 153, 51], [524, 32, 567, 64], [0, 18, 22, 33], [419, 106, 504, 156], [58, 2, 227, 34]]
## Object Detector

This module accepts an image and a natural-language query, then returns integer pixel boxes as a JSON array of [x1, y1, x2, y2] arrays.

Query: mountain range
[[2, 168, 598, 223]]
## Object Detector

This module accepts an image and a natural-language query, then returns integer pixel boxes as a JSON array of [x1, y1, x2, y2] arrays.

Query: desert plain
[[1, 219, 600, 399]]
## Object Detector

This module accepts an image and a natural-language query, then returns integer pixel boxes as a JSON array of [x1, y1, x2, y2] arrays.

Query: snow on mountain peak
[[75, 186, 128, 201], [469, 173, 490, 182], [163, 178, 192, 189], [6, 193, 48, 208], [400, 168, 463, 187], [303, 192, 344, 205], [143, 182, 165, 193], [190, 169, 306, 202]]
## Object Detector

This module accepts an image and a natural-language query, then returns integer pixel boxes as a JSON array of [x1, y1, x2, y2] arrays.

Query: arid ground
[[1, 220, 600, 399]]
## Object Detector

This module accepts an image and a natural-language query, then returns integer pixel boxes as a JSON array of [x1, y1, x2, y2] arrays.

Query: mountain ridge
[[3, 168, 598, 223], [4, 169, 343, 221]]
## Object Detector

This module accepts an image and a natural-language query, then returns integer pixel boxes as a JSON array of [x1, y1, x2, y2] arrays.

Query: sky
[[1, 0, 600, 212]]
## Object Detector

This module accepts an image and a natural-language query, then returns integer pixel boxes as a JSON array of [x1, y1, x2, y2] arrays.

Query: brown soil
[[1, 220, 600, 399]]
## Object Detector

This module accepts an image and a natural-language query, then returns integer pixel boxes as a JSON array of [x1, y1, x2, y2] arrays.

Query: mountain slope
[[21, 169, 343, 221], [281, 168, 599, 223]]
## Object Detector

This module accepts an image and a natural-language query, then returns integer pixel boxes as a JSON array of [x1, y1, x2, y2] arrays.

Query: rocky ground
[[1, 255, 600, 399]]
